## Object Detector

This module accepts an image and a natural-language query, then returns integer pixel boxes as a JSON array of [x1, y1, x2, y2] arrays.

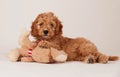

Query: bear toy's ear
[[19, 28, 30, 46], [22, 28, 30, 37], [18, 28, 35, 49]]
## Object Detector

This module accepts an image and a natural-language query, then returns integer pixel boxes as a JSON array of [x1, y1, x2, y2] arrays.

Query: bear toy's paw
[[54, 54, 67, 62], [51, 48, 67, 63], [7, 48, 20, 62]]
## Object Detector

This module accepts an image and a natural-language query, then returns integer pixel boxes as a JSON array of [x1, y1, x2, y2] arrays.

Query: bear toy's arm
[[32, 41, 51, 63]]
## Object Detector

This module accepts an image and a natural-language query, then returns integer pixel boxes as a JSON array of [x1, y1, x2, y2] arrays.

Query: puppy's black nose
[[44, 30, 48, 35]]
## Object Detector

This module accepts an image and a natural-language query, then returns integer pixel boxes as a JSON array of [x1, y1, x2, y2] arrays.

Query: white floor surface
[[0, 52, 120, 77]]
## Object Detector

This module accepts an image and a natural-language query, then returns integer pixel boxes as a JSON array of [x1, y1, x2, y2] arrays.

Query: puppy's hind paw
[[84, 55, 95, 64]]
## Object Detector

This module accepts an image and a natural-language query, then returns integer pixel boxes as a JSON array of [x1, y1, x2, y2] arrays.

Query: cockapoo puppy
[[30, 12, 119, 64]]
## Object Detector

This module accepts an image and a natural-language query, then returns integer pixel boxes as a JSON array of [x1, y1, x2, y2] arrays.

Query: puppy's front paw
[[39, 41, 50, 49]]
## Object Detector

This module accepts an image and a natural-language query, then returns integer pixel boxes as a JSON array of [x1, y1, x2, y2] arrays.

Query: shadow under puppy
[[31, 12, 119, 64]]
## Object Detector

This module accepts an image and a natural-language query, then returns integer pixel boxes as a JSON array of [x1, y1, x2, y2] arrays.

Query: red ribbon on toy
[[28, 49, 32, 56]]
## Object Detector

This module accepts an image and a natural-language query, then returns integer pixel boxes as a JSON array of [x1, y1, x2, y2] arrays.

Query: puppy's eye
[[39, 23, 43, 26], [50, 23, 54, 27]]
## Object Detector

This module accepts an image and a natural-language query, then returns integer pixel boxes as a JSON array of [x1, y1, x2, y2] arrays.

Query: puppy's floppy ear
[[31, 13, 44, 37], [31, 20, 39, 37], [55, 17, 63, 35]]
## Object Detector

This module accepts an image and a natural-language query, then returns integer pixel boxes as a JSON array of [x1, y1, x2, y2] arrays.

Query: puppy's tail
[[108, 56, 119, 61]]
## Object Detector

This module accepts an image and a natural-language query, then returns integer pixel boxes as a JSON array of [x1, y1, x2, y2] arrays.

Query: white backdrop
[[0, 1, 120, 77], [0, 0, 120, 56]]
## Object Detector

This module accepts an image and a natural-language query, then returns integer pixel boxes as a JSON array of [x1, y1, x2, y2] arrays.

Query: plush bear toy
[[7, 29, 67, 63], [21, 40, 68, 63], [31, 40, 67, 63]]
